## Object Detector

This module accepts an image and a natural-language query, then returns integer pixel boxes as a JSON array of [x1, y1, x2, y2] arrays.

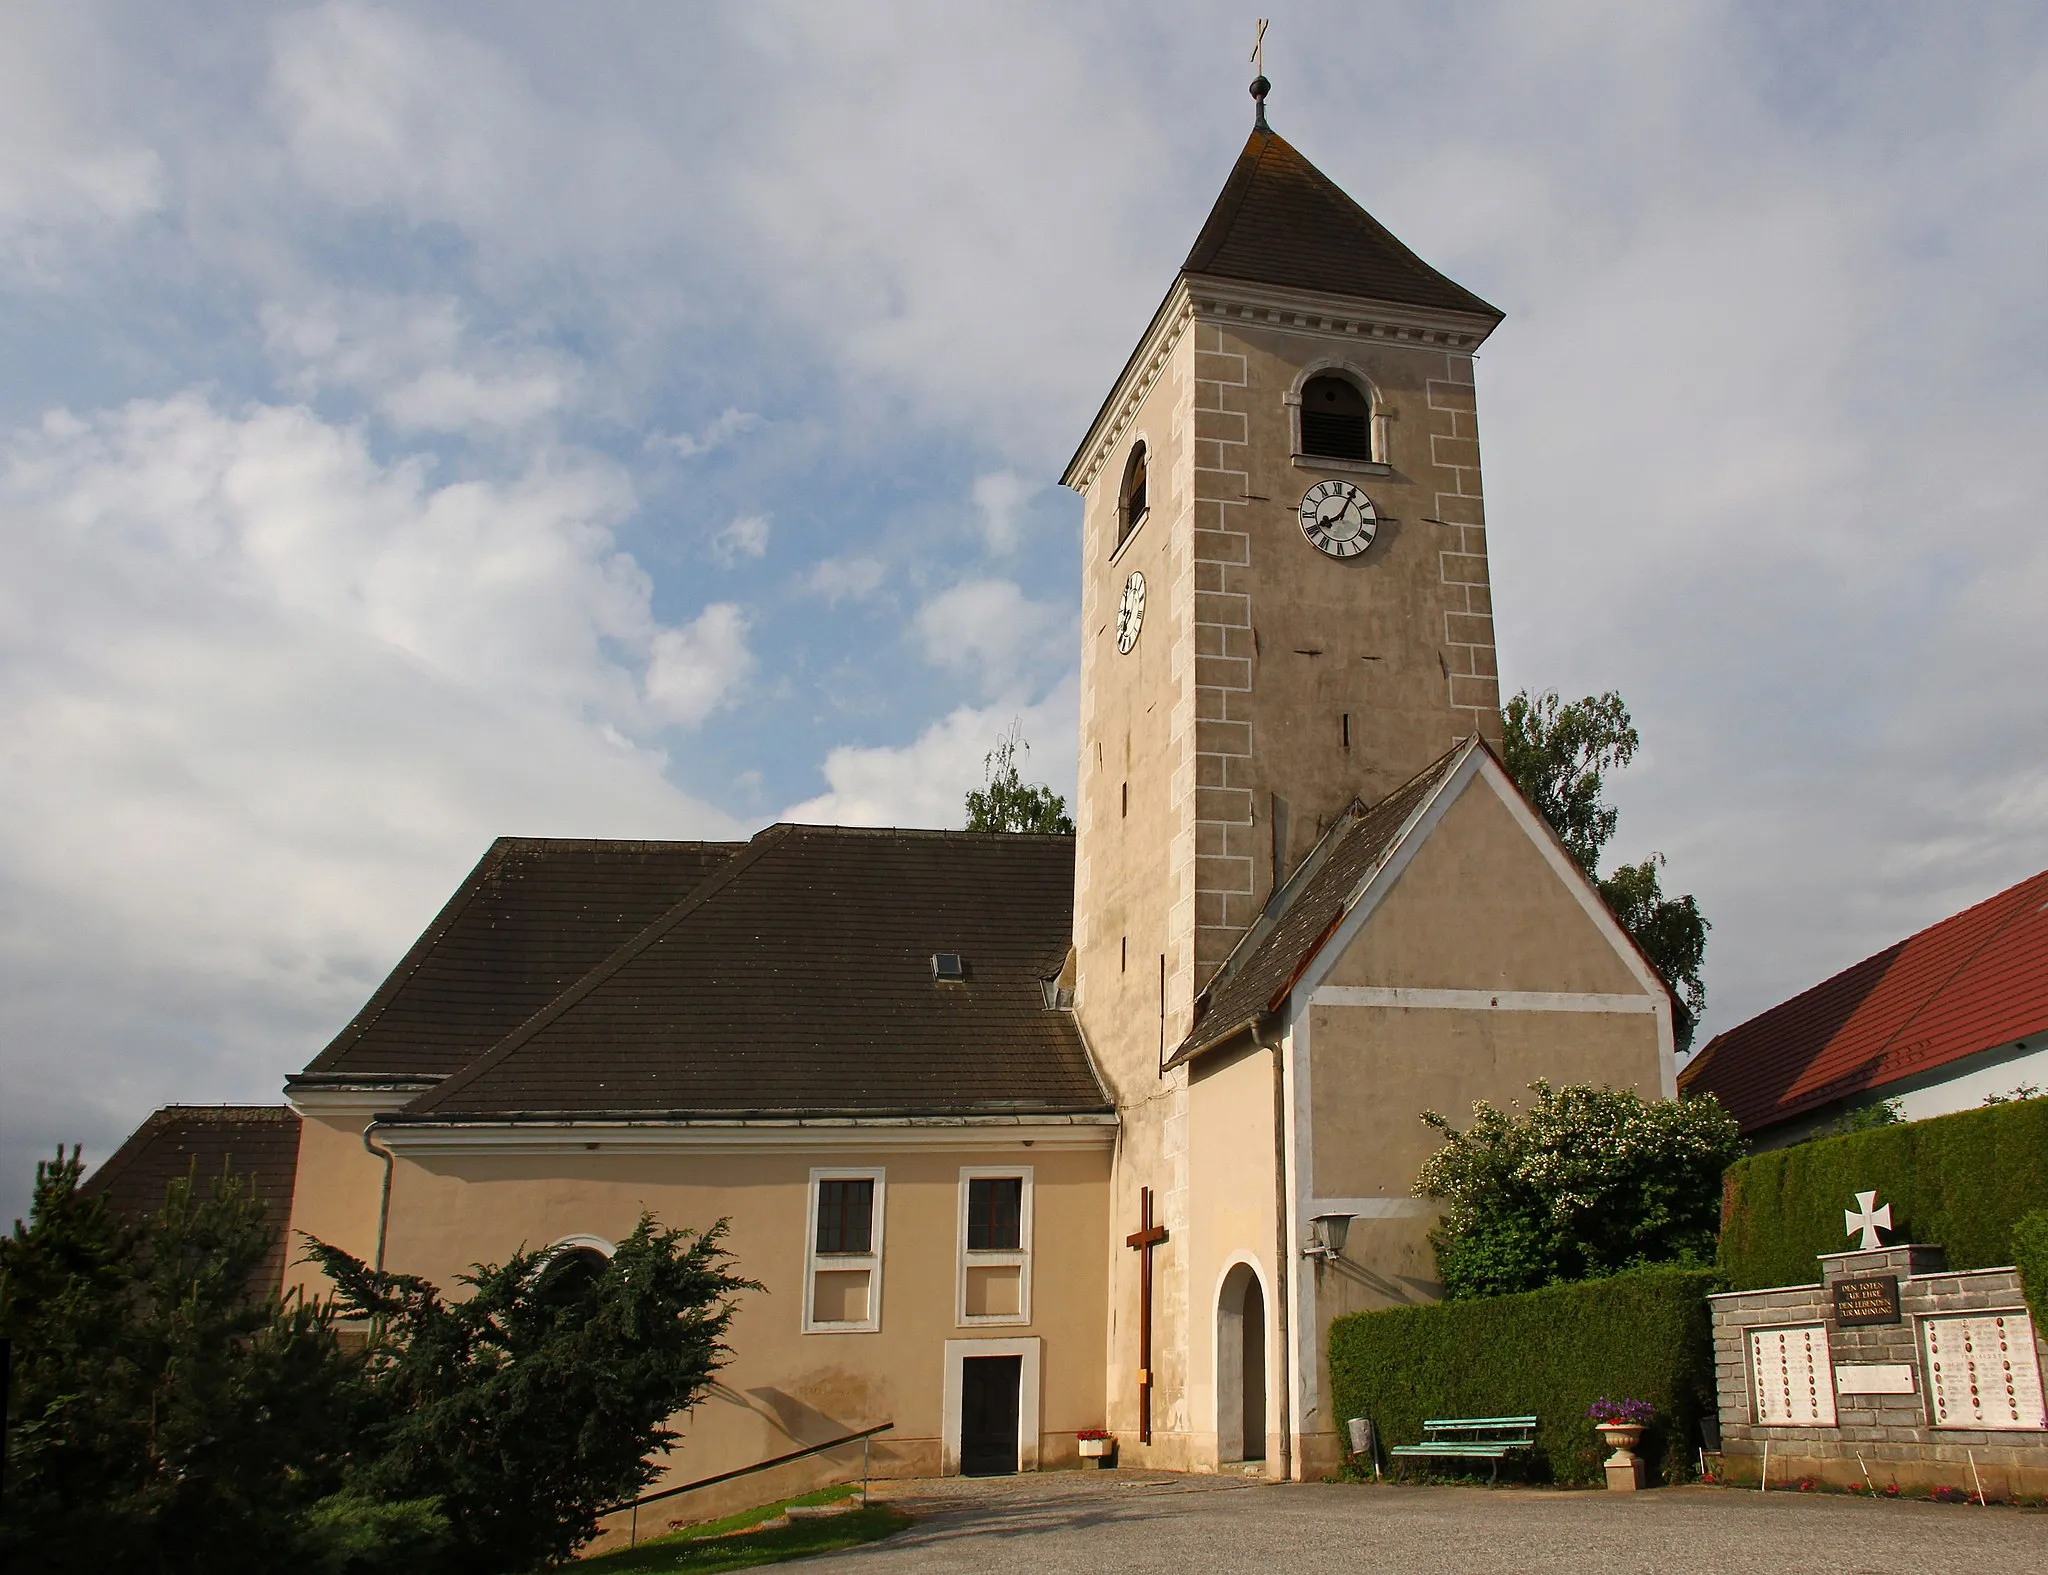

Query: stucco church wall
[[1288, 767, 1669, 1471], [1073, 322, 1202, 1475], [1326, 779, 1647, 996], [1307, 1007, 1663, 1198], [1075, 326, 1194, 1102], [284, 1094, 408, 1304], [1185, 1039, 1283, 1472], [369, 1139, 1108, 1520]]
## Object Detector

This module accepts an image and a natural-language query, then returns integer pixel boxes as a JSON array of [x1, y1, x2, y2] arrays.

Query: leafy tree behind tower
[[964, 722, 1074, 834], [1501, 689, 1710, 1050]]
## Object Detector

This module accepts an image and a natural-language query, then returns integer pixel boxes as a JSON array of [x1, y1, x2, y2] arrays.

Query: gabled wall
[[1280, 760, 1672, 1472]]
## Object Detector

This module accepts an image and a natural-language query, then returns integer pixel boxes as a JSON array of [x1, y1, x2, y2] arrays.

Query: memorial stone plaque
[[1832, 1274, 1901, 1327], [1923, 1312, 2048, 1430], [1751, 1324, 1837, 1426]]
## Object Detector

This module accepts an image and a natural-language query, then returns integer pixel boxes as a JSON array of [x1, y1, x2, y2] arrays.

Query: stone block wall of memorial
[[1709, 1243, 2048, 1496]]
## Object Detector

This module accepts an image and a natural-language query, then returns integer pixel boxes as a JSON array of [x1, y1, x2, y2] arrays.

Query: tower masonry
[[1066, 108, 1505, 1104], [1064, 92, 1536, 1472]]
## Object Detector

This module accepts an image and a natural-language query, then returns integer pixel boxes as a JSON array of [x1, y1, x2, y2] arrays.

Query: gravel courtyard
[[814, 1471, 2048, 1575]]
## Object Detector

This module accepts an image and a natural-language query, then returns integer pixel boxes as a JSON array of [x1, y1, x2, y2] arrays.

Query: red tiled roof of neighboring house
[[1679, 869, 2048, 1133]]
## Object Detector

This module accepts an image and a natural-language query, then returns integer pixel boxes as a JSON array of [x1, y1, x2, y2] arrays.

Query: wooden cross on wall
[[1126, 1186, 1169, 1444]]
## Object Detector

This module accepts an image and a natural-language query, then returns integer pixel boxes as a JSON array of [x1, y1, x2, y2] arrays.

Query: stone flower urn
[[1077, 1434, 1116, 1468], [1596, 1422, 1646, 1492]]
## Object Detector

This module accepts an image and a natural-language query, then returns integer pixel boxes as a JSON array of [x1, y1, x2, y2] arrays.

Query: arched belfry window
[[1300, 375, 1374, 463], [1117, 442, 1149, 550]]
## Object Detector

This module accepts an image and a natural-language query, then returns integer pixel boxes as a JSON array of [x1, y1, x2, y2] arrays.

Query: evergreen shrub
[[1326, 1265, 1717, 1487], [2015, 1210, 2048, 1337], [1718, 1098, 2048, 1291]]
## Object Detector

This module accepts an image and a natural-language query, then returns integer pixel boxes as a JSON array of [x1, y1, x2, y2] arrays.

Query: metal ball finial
[[1250, 74, 1270, 129]]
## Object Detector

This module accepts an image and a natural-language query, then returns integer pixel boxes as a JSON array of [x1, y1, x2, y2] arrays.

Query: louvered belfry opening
[[1119, 443, 1148, 546], [1300, 374, 1372, 461]]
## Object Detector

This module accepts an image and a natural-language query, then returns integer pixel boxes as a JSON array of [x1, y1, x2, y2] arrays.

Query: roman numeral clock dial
[[1299, 478, 1378, 558], [1116, 571, 1146, 654]]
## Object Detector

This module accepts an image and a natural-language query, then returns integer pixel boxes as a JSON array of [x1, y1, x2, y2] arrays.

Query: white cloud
[[264, 0, 691, 271], [710, 512, 771, 566], [260, 293, 581, 433], [6, 0, 2048, 1214], [914, 578, 1069, 698], [646, 603, 753, 724], [0, 389, 747, 1202], [660, 407, 761, 459], [782, 678, 1078, 829], [800, 555, 886, 604], [972, 470, 1034, 553], [0, 5, 164, 257]]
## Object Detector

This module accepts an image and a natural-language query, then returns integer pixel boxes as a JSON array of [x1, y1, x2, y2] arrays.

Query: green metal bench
[[1389, 1415, 1539, 1483]]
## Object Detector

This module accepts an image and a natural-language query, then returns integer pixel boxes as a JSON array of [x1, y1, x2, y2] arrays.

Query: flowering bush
[[1075, 1428, 1113, 1442], [1585, 1397, 1655, 1426], [1415, 1081, 1743, 1299]]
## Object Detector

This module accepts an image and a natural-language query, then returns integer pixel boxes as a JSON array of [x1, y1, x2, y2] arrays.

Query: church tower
[[1066, 79, 1507, 1469]]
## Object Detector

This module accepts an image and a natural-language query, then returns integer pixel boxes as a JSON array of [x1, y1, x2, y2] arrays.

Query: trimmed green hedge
[[1718, 1098, 2048, 1291], [1327, 1266, 1717, 1487], [2017, 1210, 2048, 1337]]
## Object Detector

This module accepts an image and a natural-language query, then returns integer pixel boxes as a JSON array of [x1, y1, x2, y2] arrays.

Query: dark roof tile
[[397, 826, 1107, 1121], [1184, 125, 1501, 319], [1169, 741, 1474, 1065], [300, 838, 740, 1082], [82, 1106, 302, 1291]]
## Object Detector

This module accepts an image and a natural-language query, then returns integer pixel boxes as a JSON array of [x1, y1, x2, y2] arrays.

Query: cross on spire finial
[[1249, 19, 1271, 129]]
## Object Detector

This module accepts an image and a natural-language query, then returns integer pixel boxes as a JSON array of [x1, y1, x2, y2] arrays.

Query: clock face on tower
[[1116, 571, 1146, 654], [1298, 478, 1378, 558]]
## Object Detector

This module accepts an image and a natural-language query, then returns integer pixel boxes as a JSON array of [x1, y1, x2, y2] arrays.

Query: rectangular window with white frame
[[957, 1165, 1032, 1326], [804, 1167, 885, 1333]]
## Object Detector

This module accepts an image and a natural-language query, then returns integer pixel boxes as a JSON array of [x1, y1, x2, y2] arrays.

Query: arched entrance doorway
[[1216, 1262, 1267, 1464]]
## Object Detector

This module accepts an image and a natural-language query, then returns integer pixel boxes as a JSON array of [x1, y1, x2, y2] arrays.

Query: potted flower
[[1077, 1428, 1116, 1467], [1585, 1398, 1654, 1491]]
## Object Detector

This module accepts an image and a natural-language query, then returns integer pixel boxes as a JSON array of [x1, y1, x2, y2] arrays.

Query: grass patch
[[577, 1485, 910, 1572]]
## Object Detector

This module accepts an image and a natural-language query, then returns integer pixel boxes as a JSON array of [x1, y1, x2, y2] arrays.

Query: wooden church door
[[959, 1354, 1022, 1475]]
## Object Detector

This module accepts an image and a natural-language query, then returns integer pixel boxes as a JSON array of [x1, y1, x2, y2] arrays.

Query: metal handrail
[[606, 1420, 894, 1516]]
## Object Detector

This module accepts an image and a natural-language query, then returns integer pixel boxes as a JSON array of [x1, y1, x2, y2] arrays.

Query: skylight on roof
[[932, 952, 966, 982]]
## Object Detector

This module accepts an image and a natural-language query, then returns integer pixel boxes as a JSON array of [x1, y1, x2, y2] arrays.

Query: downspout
[[361, 1122, 395, 1277], [1254, 1021, 1293, 1484]]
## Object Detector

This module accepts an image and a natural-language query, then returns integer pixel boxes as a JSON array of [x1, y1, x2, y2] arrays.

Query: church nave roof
[[376, 824, 1109, 1124], [294, 838, 743, 1085]]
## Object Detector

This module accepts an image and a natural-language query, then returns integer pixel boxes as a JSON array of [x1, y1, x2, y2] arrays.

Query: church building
[[268, 80, 1677, 1507]]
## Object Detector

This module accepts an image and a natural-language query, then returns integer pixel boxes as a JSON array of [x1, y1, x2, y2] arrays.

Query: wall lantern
[[1305, 1213, 1353, 1261]]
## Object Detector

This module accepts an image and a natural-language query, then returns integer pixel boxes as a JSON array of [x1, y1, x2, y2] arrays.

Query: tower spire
[[1249, 18, 1270, 130]]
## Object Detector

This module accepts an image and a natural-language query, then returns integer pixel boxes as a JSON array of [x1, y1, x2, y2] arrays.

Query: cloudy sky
[[4, 1, 2047, 1217]]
